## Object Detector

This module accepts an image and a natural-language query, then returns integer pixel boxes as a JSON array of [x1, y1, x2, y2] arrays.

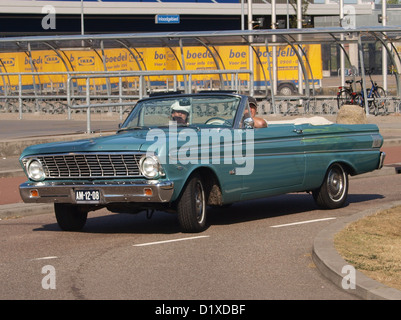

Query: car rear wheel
[[177, 174, 207, 233], [54, 203, 88, 231], [312, 163, 348, 209]]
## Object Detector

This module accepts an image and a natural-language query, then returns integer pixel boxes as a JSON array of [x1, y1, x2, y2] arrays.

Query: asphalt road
[[1, 113, 400, 303], [1, 172, 400, 301]]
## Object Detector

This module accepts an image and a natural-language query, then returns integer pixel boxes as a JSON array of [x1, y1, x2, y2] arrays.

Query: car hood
[[20, 131, 155, 157]]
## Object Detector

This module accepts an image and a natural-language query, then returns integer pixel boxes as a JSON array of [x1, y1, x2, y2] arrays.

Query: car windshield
[[119, 95, 241, 131]]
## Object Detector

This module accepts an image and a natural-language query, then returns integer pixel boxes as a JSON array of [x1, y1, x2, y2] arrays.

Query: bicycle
[[354, 71, 387, 116], [336, 79, 359, 109]]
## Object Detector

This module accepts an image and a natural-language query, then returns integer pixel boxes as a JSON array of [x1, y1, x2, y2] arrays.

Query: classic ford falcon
[[19, 92, 385, 233]]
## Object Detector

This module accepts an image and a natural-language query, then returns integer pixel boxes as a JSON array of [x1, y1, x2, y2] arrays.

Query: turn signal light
[[144, 188, 153, 196], [30, 189, 39, 198]]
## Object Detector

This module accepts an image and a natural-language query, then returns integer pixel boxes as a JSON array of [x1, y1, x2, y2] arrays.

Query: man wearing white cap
[[171, 100, 191, 125]]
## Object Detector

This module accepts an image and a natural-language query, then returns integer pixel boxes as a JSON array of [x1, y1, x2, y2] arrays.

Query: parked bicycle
[[336, 79, 359, 109], [354, 71, 387, 116]]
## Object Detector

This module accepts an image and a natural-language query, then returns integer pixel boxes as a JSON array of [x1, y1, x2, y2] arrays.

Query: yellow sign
[[0, 45, 323, 90]]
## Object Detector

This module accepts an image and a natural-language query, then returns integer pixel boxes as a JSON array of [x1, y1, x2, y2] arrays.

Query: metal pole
[[67, 75, 71, 120], [179, 39, 188, 94], [265, 38, 276, 114], [286, 0, 289, 29], [340, 0, 345, 87], [297, 0, 303, 96], [86, 77, 91, 133], [18, 74, 22, 120], [248, 0, 254, 96], [358, 36, 369, 115], [241, 0, 245, 30], [119, 77, 123, 121], [271, 0, 277, 97], [382, 0, 388, 92], [139, 75, 143, 99], [81, 0, 84, 36]]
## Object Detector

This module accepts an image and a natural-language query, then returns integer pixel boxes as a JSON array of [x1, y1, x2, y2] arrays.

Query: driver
[[243, 99, 267, 128], [249, 102, 267, 128], [171, 101, 191, 125]]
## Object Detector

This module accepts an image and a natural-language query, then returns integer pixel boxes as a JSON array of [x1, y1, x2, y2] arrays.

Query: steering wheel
[[204, 117, 231, 126]]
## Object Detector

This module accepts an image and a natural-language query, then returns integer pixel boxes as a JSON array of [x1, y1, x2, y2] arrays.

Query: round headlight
[[140, 156, 162, 179], [27, 159, 45, 181]]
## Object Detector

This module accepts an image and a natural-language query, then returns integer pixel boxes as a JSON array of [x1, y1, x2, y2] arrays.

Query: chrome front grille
[[24, 153, 144, 179]]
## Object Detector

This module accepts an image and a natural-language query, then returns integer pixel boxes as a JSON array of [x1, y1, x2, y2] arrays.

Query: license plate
[[75, 190, 100, 202]]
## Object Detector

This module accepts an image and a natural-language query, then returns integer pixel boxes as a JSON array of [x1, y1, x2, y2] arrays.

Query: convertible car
[[19, 92, 385, 233]]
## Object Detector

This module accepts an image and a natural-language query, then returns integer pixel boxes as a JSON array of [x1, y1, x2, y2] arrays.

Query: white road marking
[[31, 256, 58, 261], [270, 217, 336, 228], [133, 235, 210, 247]]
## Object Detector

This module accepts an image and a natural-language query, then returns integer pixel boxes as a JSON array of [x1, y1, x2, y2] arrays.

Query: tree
[[289, 0, 311, 28], [386, 0, 400, 4]]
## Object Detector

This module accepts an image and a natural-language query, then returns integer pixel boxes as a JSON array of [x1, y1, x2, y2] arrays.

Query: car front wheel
[[312, 163, 348, 209], [177, 174, 207, 233], [54, 203, 88, 231]]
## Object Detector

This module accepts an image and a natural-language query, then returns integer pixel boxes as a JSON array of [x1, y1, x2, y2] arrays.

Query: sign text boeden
[[155, 14, 180, 24]]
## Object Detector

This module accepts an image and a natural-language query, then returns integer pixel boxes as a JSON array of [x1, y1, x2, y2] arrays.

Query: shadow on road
[[32, 192, 384, 234]]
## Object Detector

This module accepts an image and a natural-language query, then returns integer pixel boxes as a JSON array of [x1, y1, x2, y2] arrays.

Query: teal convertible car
[[19, 92, 385, 233]]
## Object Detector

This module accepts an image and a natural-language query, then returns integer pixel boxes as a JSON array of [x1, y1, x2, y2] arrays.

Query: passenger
[[249, 102, 267, 128], [171, 101, 190, 125]]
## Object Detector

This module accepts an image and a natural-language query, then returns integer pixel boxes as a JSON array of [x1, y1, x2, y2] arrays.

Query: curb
[[312, 200, 401, 300], [0, 203, 53, 220], [0, 169, 24, 178], [383, 138, 401, 147], [0, 131, 113, 158]]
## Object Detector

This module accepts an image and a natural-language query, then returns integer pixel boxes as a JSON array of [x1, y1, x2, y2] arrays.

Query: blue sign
[[155, 15, 180, 24]]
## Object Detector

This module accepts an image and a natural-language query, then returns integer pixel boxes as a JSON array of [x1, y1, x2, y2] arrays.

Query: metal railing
[[0, 69, 253, 117], [1, 69, 399, 133]]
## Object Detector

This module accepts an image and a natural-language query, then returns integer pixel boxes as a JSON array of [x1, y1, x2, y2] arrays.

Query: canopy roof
[[0, 26, 400, 52]]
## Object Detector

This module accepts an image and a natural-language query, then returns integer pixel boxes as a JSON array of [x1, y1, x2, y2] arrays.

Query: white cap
[[171, 101, 191, 114]]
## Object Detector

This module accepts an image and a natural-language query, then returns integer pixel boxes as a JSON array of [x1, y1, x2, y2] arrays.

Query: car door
[[238, 123, 306, 201]]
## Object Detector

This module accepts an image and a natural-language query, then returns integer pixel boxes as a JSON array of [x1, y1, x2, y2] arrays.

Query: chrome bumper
[[19, 180, 174, 204], [378, 151, 386, 169]]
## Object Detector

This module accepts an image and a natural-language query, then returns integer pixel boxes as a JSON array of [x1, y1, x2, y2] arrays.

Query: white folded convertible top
[[266, 116, 333, 126]]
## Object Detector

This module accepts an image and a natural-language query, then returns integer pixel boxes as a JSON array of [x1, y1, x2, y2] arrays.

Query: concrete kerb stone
[[0, 203, 53, 220], [0, 131, 113, 158], [312, 200, 401, 300]]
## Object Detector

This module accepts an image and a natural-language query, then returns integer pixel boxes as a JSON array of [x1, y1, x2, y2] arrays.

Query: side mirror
[[243, 117, 254, 129]]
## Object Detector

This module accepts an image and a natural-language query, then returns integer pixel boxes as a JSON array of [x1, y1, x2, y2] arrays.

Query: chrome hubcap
[[195, 181, 205, 224], [327, 166, 345, 201]]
